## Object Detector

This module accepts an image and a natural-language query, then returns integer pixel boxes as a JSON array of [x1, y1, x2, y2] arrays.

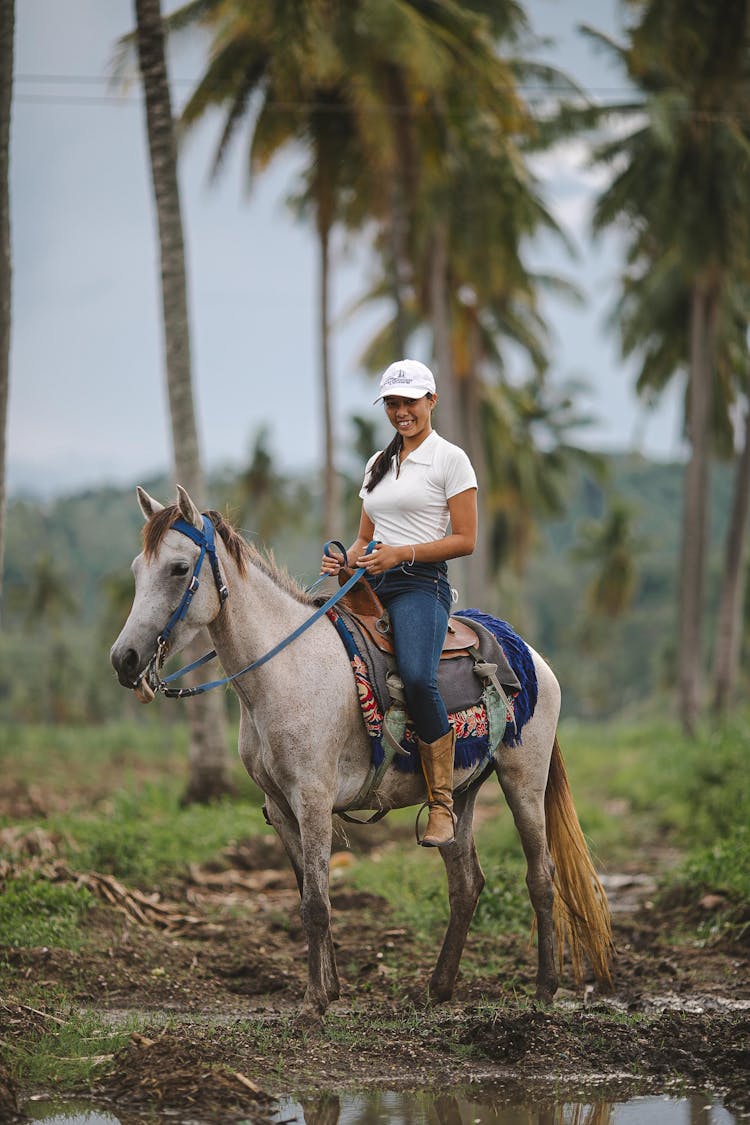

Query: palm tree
[[572, 498, 641, 621], [712, 397, 750, 715], [585, 0, 750, 734], [0, 0, 13, 616], [481, 376, 603, 580], [166, 0, 510, 539], [133, 0, 232, 803], [615, 263, 750, 718], [22, 553, 78, 629], [352, 72, 583, 603], [230, 424, 300, 546], [21, 552, 79, 724]]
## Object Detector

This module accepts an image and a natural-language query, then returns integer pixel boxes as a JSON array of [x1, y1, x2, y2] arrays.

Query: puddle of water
[[24, 1106, 119, 1125], [25, 1089, 736, 1124]]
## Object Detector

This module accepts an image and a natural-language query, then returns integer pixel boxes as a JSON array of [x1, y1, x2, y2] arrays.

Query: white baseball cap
[[373, 359, 436, 404]]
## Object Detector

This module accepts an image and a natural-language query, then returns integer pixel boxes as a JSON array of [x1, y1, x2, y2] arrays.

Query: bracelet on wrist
[[408, 544, 416, 566]]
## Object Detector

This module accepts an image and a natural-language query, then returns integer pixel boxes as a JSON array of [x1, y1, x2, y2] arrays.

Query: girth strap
[[466, 646, 517, 738]]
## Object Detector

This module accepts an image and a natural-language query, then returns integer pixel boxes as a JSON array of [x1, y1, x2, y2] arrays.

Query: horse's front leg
[[263, 794, 340, 1016], [430, 787, 485, 1002]]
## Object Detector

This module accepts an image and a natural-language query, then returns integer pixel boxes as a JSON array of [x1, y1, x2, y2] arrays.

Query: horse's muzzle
[[110, 643, 149, 690], [111, 644, 159, 704], [111, 641, 161, 704]]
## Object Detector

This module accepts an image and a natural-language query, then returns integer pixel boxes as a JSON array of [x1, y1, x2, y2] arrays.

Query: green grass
[[0, 719, 191, 792], [2, 713, 749, 950], [348, 712, 750, 942], [1, 780, 270, 888], [472, 857, 533, 933], [6, 1008, 138, 1090], [58, 784, 270, 884], [0, 720, 269, 888], [558, 712, 750, 931], [681, 824, 750, 900], [1, 714, 748, 1097], [557, 712, 750, 847], [348, 843, 451, 935], [0, 876, 95, 948]]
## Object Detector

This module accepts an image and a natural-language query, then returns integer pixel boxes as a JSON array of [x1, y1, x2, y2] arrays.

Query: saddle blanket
[[327, 606, 538, 775]]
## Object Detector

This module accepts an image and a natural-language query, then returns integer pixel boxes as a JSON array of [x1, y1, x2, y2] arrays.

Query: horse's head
[[110, 485, 227, 702]]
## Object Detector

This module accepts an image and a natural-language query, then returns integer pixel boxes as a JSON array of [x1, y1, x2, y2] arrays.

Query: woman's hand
[[354, 542, 407, 575], [320, 547, 345, 576]]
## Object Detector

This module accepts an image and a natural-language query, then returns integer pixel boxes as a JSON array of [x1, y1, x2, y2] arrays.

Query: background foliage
[[1, 450, 744, 724]]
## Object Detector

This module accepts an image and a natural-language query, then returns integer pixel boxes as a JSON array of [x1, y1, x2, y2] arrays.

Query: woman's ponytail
[[364, 433, 403, 493]]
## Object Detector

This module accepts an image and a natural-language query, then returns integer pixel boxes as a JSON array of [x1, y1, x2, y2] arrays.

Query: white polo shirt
[[359, 430, 477, 546]]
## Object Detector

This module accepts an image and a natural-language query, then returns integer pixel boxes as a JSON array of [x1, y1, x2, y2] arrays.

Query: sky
[[8, 0, 686, 500]]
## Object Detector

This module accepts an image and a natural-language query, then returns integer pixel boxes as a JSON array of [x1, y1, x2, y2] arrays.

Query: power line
[[18, 71, 749, 126], [16, 93, 137, 106], [17, 72, 197, 87], [15, 70, 638, 97]]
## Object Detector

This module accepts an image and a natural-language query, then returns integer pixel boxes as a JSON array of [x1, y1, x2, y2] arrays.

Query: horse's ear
[[176, 484, 203, 530], [137, 486, 164, 521]]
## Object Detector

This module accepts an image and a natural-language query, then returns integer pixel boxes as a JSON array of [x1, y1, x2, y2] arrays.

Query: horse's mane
[[142, 505, 316, 606]]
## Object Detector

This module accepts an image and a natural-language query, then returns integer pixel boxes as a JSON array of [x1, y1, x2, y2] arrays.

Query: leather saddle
[[336, 567, 478, 658]]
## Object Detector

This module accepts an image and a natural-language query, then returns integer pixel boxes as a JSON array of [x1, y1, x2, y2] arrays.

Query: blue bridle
[[156, 515, 228, 652], [145, 519, 374, 699]]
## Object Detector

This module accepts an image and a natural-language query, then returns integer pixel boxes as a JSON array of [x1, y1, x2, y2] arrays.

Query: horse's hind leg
[[430, 787, 485, 1002], [263, 795, 340, 1013], [496, 741, 558, 1003]]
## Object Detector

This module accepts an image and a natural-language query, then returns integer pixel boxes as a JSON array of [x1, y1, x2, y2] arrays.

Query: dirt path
[[1, 828, 748, 1123]]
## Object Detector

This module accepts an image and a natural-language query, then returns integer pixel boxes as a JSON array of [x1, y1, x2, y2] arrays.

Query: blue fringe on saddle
[[456, 609, 538, 746], [328, 607, 537, 777]]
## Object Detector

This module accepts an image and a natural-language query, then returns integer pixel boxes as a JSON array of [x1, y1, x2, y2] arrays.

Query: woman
[[321, 359, 478, 846]]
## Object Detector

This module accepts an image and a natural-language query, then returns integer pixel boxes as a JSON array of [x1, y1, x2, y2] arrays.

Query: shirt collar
[[402, 429, 439, 466]]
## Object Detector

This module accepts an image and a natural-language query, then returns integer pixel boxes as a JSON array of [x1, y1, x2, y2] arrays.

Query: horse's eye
[[171, 562, 190, 578]]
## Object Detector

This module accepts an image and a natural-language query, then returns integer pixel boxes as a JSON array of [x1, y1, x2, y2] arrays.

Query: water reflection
[[25, 1108, 119, 1125], [26, 1089, 736, 1124], [285, 1090, 736, 1125]]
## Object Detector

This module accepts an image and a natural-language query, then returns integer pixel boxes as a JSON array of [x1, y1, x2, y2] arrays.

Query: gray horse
[[111, 486, 613, 1020]]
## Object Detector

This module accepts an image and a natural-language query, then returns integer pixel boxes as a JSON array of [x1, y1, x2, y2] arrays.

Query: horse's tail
[[545, 734, 614, 988]]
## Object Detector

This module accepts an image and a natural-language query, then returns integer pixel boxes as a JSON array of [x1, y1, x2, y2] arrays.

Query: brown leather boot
[[417, 727, 456, 847]]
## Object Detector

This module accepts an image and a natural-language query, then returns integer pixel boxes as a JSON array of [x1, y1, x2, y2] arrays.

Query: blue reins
[[150, 525, 373, 699]]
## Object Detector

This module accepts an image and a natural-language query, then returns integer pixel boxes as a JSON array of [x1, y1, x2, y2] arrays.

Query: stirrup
[[414, 800, 456, 848]]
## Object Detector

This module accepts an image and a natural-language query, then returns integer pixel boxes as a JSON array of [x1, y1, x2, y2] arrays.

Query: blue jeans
[[368, 562, 452, 743]]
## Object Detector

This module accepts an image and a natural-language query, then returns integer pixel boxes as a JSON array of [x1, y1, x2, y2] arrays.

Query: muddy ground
[[1, 815, 749, 1123]]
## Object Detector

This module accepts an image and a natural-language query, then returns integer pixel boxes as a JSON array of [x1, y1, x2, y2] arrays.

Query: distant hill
[[521, 453, 737, 716], [1, 453, 742, 720]]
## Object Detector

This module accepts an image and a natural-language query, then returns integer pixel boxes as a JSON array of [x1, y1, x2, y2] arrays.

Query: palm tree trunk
[[460, 322, 490, 606], [134, 0, 199, 493], [318, 221, 339, 541], [429, 221, 472, 599], [712, 399, 750, 716], [0, 0, 13, 616], [387, 181, 409, 357], [678, 284, 715, 736], [429, 223, 459, 444], [134, 0, 231, 802]]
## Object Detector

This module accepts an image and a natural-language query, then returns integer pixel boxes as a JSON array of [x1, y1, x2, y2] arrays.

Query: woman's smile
[[383, 393, 436, 448]]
